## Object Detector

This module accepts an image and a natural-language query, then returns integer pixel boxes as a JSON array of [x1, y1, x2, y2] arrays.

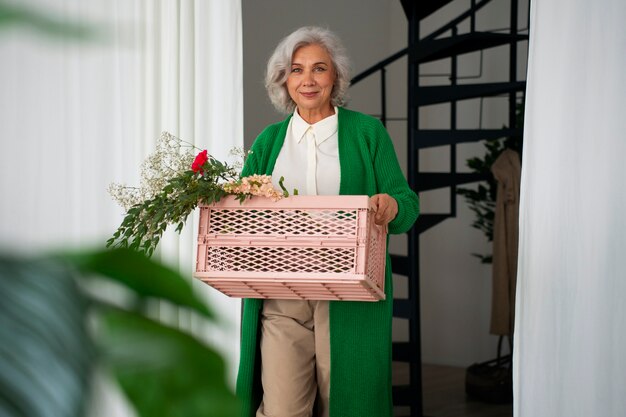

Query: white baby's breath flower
[[108, 132, 196, 210], [228, 146, 253, 173]]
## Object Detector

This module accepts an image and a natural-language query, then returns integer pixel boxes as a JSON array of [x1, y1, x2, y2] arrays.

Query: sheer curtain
[[514, 0, 626, 416], [0, 0, 242, 403]]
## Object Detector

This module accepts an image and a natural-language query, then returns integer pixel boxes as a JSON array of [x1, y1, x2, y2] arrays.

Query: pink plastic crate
[[194, 195, 387, 301]]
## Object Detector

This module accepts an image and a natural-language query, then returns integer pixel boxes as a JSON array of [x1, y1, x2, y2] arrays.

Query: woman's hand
[[369, 193, 398, 226]]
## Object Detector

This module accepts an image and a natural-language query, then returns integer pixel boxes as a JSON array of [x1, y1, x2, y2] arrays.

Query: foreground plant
[[0, 247, 239, 417]]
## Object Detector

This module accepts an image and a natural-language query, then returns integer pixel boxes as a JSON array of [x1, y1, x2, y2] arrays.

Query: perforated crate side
[[194, 195, 387, 301]]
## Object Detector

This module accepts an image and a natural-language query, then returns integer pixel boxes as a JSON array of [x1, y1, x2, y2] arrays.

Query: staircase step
[[417, 81, 526, 106], [414, 128, 522, 148], [414, 32, 529, 64], [418, 172, 489, 192], [416, 214, 451, 234], [401, 0, 455, 20], [351, 33, 527, 86]]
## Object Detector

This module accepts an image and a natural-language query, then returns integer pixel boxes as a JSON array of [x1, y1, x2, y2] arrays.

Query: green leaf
[[278, 176, 289, 197], [97, 308, 239, 417], [0, 244, 238, 417], [64, 248, 213, 319], [0, 255, 93, 417], [0, 2, 99, 41]]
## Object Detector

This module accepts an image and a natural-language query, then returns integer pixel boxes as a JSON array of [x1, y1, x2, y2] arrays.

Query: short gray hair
[[265, 26, 351, 114]]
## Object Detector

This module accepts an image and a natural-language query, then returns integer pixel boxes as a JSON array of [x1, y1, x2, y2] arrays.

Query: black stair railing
[[350, 1, 529, 416]]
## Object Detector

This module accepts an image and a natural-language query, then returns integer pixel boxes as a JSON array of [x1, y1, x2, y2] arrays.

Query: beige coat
[[490, 149, 521, 336]]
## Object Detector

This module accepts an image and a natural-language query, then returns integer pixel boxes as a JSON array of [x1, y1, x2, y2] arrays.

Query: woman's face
[[286, 44, 336, 117]]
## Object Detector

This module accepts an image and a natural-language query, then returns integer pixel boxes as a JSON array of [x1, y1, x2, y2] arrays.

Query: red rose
[[192, 150, 208, 173]]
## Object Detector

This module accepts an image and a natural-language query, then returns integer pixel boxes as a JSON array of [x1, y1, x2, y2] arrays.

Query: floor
[[393, 363, 513, 417]]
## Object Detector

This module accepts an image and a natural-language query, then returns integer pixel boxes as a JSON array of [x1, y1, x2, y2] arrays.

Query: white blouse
[[271, 107, 341, 196]]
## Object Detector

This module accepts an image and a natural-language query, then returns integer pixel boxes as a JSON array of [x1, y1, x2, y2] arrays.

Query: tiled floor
[[393, 363, 513, 417]]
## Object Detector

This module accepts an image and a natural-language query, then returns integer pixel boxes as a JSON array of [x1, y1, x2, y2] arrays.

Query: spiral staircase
[[350, 1, 528, 415]]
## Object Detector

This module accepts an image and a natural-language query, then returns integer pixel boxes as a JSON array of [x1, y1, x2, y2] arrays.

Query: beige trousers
[[256, 299, 331, 417]]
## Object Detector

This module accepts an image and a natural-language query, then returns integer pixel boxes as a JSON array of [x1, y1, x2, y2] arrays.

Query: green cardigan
[[236, 107, 419, 417]]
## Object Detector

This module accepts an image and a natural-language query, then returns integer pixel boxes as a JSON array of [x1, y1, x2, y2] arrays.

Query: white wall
[[242, 0, 528, 367]]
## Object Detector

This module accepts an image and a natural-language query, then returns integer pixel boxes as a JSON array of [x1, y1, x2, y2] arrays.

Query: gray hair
[[265, 26, 351, 114]]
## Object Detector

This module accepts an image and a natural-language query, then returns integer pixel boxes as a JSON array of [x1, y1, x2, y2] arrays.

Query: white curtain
[[514, 0, 626, 416], [0, 0, 243, 411]]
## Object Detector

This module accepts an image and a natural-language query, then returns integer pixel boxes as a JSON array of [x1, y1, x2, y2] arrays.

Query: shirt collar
[[292, 107, 339, 145]]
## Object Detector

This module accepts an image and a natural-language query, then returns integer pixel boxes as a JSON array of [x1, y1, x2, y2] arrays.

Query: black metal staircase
[[350, 1, 528, 415]]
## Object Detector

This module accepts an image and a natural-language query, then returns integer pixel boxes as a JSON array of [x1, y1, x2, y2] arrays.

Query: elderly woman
[[237, 26, 419, 417]]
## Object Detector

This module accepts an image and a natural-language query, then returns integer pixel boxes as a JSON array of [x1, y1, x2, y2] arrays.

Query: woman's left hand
[[369, 193, 398, 226]]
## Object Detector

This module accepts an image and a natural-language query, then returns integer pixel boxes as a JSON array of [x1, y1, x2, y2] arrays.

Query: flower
[[108, 132, 196, 210], [191, 150, 208, 173], [107, 132, 293, 256], [222, 174, 285, 202]]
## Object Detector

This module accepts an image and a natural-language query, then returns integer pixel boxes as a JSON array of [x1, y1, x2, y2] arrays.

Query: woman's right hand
[[369, 193, 398, 226]]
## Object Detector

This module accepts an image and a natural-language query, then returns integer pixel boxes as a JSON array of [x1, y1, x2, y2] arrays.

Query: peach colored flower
[[222, 175, 285, 201]]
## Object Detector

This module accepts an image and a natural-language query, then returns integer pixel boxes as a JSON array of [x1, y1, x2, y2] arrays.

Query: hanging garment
[[490, 149, 521, 336]]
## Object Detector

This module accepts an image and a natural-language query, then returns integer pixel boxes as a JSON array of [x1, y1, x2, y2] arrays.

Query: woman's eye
[[291, 68, 302, 73], [314, 67, 326, 72]]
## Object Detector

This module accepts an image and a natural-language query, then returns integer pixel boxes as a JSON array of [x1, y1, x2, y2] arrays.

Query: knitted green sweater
[[236, 107, 419, 417]]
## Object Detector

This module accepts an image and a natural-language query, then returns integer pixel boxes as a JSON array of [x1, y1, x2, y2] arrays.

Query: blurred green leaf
[[65, 248, 213, 319], [97, 307, 239, 417], [1, 249, 237, 417], [0, 1, 99, 41], [0, 255, 93, 417]]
